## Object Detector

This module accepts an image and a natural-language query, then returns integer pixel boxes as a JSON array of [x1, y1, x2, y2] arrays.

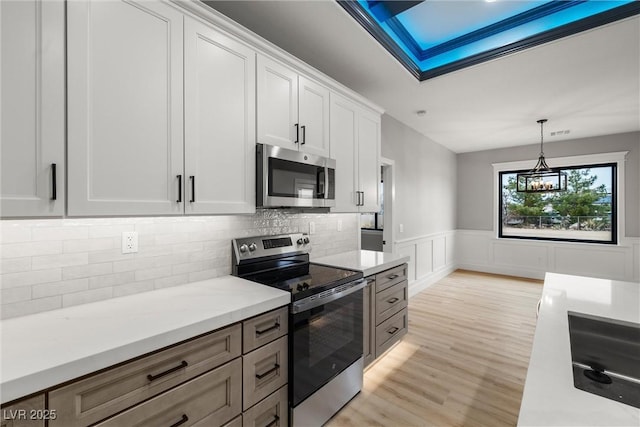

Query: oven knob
[[248, 243, 257, 252], [296, 284, 304, 292], [303, 237, 310, 244], [239, 244, 249, 253], [297, 238, 303, 245], [302, 282, 309, 290]]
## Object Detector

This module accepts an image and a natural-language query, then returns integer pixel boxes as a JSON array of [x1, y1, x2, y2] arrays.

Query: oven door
[[290, 280, 364, 407], [257, 143, 335, 208]]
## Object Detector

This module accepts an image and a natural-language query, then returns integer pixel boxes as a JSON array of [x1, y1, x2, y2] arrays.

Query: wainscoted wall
[[0, 211, 358, 319], [395, 230, 457, 297], [457, 230, 640, 282]]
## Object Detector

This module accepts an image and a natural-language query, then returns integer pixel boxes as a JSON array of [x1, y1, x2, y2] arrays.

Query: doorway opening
[[360, 159, 394, 253]]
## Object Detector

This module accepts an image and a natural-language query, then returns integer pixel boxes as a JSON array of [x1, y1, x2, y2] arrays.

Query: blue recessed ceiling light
[[339, 0, 640, 80]]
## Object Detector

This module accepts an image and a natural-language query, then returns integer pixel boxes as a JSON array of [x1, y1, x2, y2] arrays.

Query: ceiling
[[204, 0, 640, 153]]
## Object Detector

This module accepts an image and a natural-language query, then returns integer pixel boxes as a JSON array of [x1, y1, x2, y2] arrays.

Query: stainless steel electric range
[[232, 233, 365, 426]]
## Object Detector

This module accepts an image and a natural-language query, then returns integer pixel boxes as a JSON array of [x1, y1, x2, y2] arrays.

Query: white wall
[[381, 115, 458, 294], [0, 211, 358, 319]]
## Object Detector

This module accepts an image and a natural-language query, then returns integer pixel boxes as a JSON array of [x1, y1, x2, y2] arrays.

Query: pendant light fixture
[[516, 119, 567, 193]]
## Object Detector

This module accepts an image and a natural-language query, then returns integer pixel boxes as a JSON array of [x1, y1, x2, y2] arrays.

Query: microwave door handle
[[324, 167, 330, 199], [316, 168, 325, 198]]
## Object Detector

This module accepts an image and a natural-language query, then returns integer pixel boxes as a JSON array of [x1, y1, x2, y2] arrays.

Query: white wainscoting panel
[[457, 230, 640, 282], [396, 230, 456, 297], [493, 242, 549, 270], [415, 241, 433, 278]]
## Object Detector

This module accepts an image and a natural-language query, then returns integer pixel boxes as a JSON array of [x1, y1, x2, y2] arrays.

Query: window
[[499, 163, 617, 244]]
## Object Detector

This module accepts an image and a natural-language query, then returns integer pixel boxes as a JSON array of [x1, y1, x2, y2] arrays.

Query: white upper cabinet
[[330, 93, 380, 213], [257, 55, 330, 157], [298, 76, 330, 157], [1, 0, 65, 217], [184, 16, 256, 214], [67, 0, 184, 216], [357, 109, 381, 213]]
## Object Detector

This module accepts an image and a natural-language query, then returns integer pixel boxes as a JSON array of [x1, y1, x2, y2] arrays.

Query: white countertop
[[313, 250, 409, 277], [0, 276, 290, 404], [518, 273, 640, 426]]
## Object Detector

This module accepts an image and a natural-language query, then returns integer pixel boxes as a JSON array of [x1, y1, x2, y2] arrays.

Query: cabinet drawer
[[242, 336, 288, 411], [0, 394, 46, 427], [375, 308, 408, 358], [96, 358, 242, 427], [375, 264, 407, 292], [375, 280, 408, 324], [242, 385, 287, 427], [49, 323, 241, 427], [243, 306, 288, 354], [217, 415, 242, 427]]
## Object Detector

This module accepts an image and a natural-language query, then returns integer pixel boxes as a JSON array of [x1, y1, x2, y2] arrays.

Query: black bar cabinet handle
[[301, 125, 306, 144], [265, 415, 280, 427], [387, 297, 399, 304], [51, 163, 57, 200], [256, 363, 280, 380], [147, 360, 188, 382], [189, 176, 195, 202], [361, 191, 364, 206], [255, 322, 280, 336], [169, 414, 189, 427], [387, 327, 399, 335], [176, 175, 182, 203], [387, 274, 399, 280], [294, 123, 299, 143]]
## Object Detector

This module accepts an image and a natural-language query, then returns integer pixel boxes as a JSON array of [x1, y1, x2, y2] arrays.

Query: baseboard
[[408, 265, 457, 298], [456, 263, 545, 280]]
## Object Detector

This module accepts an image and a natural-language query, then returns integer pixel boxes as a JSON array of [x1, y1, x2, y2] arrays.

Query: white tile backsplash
[[0, 211, 358, 319]]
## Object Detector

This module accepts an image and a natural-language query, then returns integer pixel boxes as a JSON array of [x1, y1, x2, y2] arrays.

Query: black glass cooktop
[[241, 262, 362, 301]]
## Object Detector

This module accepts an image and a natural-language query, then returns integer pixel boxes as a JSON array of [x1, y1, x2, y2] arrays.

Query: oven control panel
[[232, 232, 310, 262]]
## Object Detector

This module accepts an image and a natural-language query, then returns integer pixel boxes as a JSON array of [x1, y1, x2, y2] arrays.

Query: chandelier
[[516, 119, 567, 193]]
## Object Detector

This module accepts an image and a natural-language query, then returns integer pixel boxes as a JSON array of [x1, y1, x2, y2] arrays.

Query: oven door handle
[[292, 279, 366, 313]]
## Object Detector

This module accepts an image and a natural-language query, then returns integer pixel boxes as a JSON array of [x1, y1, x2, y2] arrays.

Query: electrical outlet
[[122, 231, 138, 254], [399, 223, 404, 233], [309, 222, 316, 235], [337, 220, 342, 232]]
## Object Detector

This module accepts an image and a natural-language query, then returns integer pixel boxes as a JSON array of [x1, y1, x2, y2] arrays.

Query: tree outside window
[[499, 164, 616, 243]]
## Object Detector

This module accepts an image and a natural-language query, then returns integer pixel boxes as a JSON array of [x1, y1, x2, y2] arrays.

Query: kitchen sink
[[568, 311, 640, 408]]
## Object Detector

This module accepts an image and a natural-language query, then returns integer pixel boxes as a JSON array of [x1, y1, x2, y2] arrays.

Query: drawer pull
[[387, 297, 399, 304], [147, 360, 188, 382], [366, 278, 375, 285], [387, 326, 399, 335], [256, 322, 280, 336], [256, 363, 280, 380], [387, 274, 399, 280], [265, 415, 280, 427], [169, 414, 189, 427]]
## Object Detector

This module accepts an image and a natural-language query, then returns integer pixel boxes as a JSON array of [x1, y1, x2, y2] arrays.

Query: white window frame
[[492, 151, 628, 244]]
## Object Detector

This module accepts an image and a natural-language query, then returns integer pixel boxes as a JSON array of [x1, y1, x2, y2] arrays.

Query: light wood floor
[[326, 269, 543, 427]]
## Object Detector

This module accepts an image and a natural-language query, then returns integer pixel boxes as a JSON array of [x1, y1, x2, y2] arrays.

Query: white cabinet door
[[1, 0, 64, 217], [298, 76, 330, 157], [67, 0, 184, 216], [184, 17, 256, 214], [329, 93, 359, 213], [257, 55, 298, 149], [358, 109, 381, 213]]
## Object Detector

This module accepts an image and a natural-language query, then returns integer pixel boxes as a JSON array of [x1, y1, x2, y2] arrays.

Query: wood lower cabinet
[[0, 395, 46, 427], [49, 324, 241, 427], [95, 359, 242, 427], [364, 264, 409, 367], [242, 385, 287, 427], [43, 307, 289, 427]]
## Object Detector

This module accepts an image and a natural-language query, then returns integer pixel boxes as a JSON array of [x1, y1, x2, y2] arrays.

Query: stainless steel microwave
[[257, 143, 335, 208]]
